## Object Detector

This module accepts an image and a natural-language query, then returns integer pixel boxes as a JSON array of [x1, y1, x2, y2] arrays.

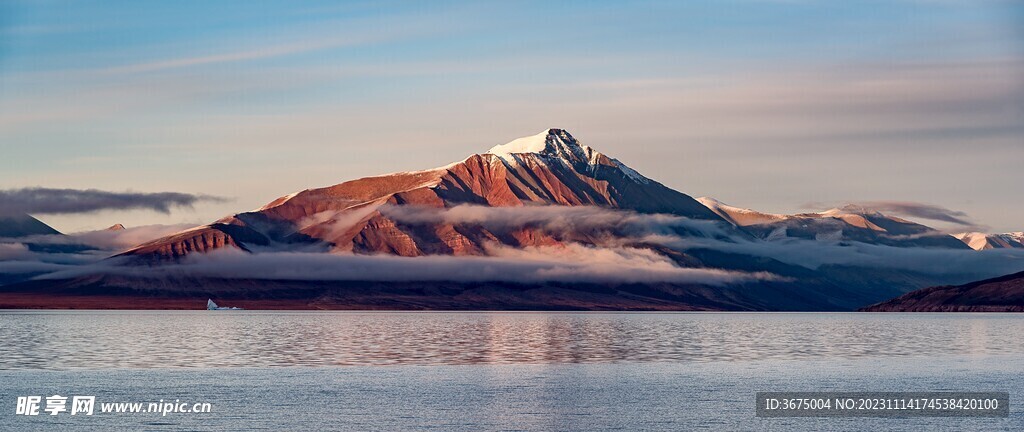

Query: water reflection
[[0, 311, 1021, 369]]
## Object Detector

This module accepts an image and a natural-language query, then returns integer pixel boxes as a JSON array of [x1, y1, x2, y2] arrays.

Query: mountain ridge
[[5, 128, 1017, 311], [862, 270, 1024, 312], [119, 129, 725, 262], [0, 213, 61, 238], [953, 232, 1024, 250], [695, 197, 969, 249]]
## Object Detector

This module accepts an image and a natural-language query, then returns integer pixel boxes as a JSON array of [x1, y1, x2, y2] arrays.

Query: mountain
[[0, 214, 64, 285], [120, 129, 726, 262], [695, 197, 789, 227], [4, 129, 859, 310], [697, 197, 969, 249], [953, 232, 1024, 250], [3, 129, 1009, 311], [106, 224, 127, 231], [0, 213, 61, 238], [862, 270, 1024, 312]]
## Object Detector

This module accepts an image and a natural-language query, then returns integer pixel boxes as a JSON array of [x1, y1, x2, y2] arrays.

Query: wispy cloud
[[0, 223, 197, 279], [803, 201, 987, 231], [4, 204, 1024, 292], [542, 57, 1024, 146], [3, 224, 194, 250], [99, 36, 376, 75], [0, 188, 227, 215], [378, 204, 725, 238], [69, 224, 195, 250], [854, 202, 973, 225], [41, 247, 782, 286], [649, 231, 1024, 279]]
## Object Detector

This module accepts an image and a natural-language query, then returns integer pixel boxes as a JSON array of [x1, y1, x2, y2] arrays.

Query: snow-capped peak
[[696, 197, 788, 226], [487, 128, 586, 160], [953, 231, 1024, 250], [697, 197, 755, 214], [487, 129, 551, 156], [819, 205, 883, 217], [487, 128, 650, 184]]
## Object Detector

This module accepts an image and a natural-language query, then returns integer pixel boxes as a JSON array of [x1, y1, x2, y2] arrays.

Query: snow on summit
[[487, 129, 554, 156], [487, 128, 589, 160], [487, 128, 650, 184]]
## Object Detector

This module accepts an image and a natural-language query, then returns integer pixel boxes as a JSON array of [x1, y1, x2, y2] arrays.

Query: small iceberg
[[207, 299, 243, 310]]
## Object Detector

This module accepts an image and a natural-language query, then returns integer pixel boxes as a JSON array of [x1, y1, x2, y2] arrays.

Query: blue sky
[[1, 0, 1022, 232]]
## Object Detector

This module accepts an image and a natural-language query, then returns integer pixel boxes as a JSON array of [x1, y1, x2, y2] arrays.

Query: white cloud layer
[[5, 205, 1024, 288]]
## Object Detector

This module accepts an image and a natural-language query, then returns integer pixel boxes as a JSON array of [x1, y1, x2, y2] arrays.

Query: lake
[[1, 311, 1021, 431]]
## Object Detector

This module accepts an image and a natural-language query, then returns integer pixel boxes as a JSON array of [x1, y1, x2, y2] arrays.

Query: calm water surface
[[2, 311, 1021, 368], [0, 311, 1021, 431]]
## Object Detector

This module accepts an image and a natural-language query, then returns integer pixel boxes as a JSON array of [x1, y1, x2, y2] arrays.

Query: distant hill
[[0, 214, 61, 238], [862, 271, 1024, 312]]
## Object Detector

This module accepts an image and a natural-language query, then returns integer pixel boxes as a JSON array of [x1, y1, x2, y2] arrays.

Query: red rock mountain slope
[[121, 129, 724, 262]]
